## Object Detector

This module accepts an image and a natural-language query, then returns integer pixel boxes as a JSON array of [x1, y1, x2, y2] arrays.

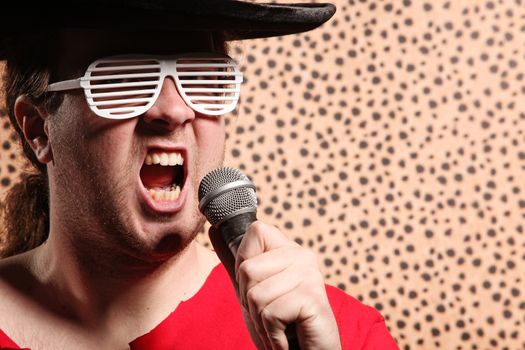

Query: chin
[[131, 218, 204, 258]]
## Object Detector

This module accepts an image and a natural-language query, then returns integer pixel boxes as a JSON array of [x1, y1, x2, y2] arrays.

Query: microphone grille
[[198, 167, 257, 226]]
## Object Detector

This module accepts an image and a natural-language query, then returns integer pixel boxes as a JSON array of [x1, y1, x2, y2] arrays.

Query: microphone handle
[[217, 212, 301, 350], [218, 211, 257, 257]]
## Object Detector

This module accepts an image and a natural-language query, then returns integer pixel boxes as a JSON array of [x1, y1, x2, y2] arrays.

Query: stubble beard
[[53, 142, 206, 274]]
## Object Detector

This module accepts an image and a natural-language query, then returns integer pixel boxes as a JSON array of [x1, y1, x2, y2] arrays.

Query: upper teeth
[[145, 151, 184, 166]]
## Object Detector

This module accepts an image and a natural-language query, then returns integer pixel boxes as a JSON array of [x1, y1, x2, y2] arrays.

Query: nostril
[[141, 107, 194, 131], [139, 117, 172, 133], [150, 119, 170, 127]]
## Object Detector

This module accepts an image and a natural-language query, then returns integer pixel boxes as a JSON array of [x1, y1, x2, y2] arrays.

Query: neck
[[33, 226, 218, 336]]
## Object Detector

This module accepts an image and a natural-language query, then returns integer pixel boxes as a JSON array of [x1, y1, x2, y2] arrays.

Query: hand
[[209, 221, 342, 350]]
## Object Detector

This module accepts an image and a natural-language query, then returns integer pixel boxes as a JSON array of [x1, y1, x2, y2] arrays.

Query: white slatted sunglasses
[[47, 53, 243, 119]]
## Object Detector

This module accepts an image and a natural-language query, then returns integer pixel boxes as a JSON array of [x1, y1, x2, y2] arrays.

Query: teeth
[[145, 151, 184, 166], [148, 186, 181, 202], [160, 153, 169, 166], [152, 154, 161, 164], [168, 153, 178, 166]]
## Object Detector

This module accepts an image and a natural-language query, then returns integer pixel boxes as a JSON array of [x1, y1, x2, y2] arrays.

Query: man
[[0, 1, 398, 349]]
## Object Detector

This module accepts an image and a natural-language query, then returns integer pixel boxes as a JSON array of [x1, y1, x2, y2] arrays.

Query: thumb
[[209, 226, 237, 285]]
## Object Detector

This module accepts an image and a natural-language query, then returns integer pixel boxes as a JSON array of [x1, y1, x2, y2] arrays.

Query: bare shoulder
[[0, 251, 40, 314], [0, 251, 39, 296], [0, 252, 127, 349], [0, 251, 75, 349], [0, 251, 41, 341]]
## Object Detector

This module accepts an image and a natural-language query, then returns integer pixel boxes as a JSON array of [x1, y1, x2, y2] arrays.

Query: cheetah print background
[[1, 1, 525, 349]]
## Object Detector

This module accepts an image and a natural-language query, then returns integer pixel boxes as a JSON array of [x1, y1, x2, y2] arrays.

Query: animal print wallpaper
[[1, 1, 524, 349]]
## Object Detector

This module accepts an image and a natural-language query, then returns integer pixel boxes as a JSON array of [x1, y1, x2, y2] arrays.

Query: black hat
[[0, 0, 336, 58]]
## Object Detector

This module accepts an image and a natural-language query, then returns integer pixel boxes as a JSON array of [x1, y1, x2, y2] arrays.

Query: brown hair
[[0, 32, 62, 257]]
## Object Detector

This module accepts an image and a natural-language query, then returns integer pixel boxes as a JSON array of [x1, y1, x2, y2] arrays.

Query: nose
[[141, 77, 195, 131]]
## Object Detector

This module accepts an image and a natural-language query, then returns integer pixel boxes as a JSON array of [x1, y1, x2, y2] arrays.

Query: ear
[[14, 95, 53, 164]]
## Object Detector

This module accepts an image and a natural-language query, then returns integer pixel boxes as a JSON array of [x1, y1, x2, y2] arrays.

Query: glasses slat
[[175, 71, 242, 77], [188, 96, 238, 101], [90, 64, 161, 72], [90, 97, 153, 106], [86, 81, 160, 89], [183, 87, 240, 93], [192, 102, 237, 108], [85, 73, 161, 81], [176, 63, 237, 68], [86, 89, 157, 98], [179, 80, 241, 85], [95, 106, 145, 113]]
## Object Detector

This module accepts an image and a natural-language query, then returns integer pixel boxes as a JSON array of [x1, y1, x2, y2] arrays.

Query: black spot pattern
[[2, 1, 525, 349], [0, 110, 25, 189]]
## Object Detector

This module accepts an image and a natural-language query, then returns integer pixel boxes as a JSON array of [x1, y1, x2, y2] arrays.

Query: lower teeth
[[148, 185, 181, 202]]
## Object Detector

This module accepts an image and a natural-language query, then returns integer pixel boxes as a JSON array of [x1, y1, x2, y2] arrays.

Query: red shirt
[[0, 264, 398, 349]]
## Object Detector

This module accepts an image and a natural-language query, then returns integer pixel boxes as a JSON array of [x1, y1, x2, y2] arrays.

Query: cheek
[[48, 94, 93, 152], [49, 95, 137, 168], [195, 117, 226, 160]]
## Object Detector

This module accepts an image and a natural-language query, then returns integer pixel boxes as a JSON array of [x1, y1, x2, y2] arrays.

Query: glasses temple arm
[[47, 78, 82, 92]]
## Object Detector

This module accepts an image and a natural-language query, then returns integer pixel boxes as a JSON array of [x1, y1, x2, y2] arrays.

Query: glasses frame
[[47, 52, 243, 119]]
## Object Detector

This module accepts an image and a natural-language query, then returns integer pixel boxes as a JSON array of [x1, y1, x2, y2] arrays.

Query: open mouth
[[139, 150, 185, 202]]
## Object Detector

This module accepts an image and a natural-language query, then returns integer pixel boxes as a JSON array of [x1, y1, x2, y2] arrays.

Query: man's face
[[45, 30, 227, 260]]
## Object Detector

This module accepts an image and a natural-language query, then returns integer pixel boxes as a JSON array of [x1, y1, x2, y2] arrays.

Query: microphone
[[198, 167, 301, 350], [198, 167, 258, 257]]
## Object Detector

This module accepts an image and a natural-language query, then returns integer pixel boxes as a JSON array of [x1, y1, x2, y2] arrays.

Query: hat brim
[[0, 2, 336, 58], [114, 2, 338, 40]]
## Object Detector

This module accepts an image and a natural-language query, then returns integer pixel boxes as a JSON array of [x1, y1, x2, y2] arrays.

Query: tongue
[[140, 164, 175, 189]]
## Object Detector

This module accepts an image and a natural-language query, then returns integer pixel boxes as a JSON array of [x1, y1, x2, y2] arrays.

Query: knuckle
[[293, 246, 319, 268], [246, 286, 262, 308], [247, 221, 266, 234], [248, 221, 279, 237], [235, 251, 248, 265], [305, 295, 324, 314], [260, 306, 276, 324], [303, 288, 331, 317], [260, 308, 288, 349], [268, 333, 286, 350], [237, 260, 255, 279], [302, 247, 318, 262]]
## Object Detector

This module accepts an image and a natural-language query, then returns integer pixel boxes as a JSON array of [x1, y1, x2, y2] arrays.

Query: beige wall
[[1, 1, 524, 349]]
